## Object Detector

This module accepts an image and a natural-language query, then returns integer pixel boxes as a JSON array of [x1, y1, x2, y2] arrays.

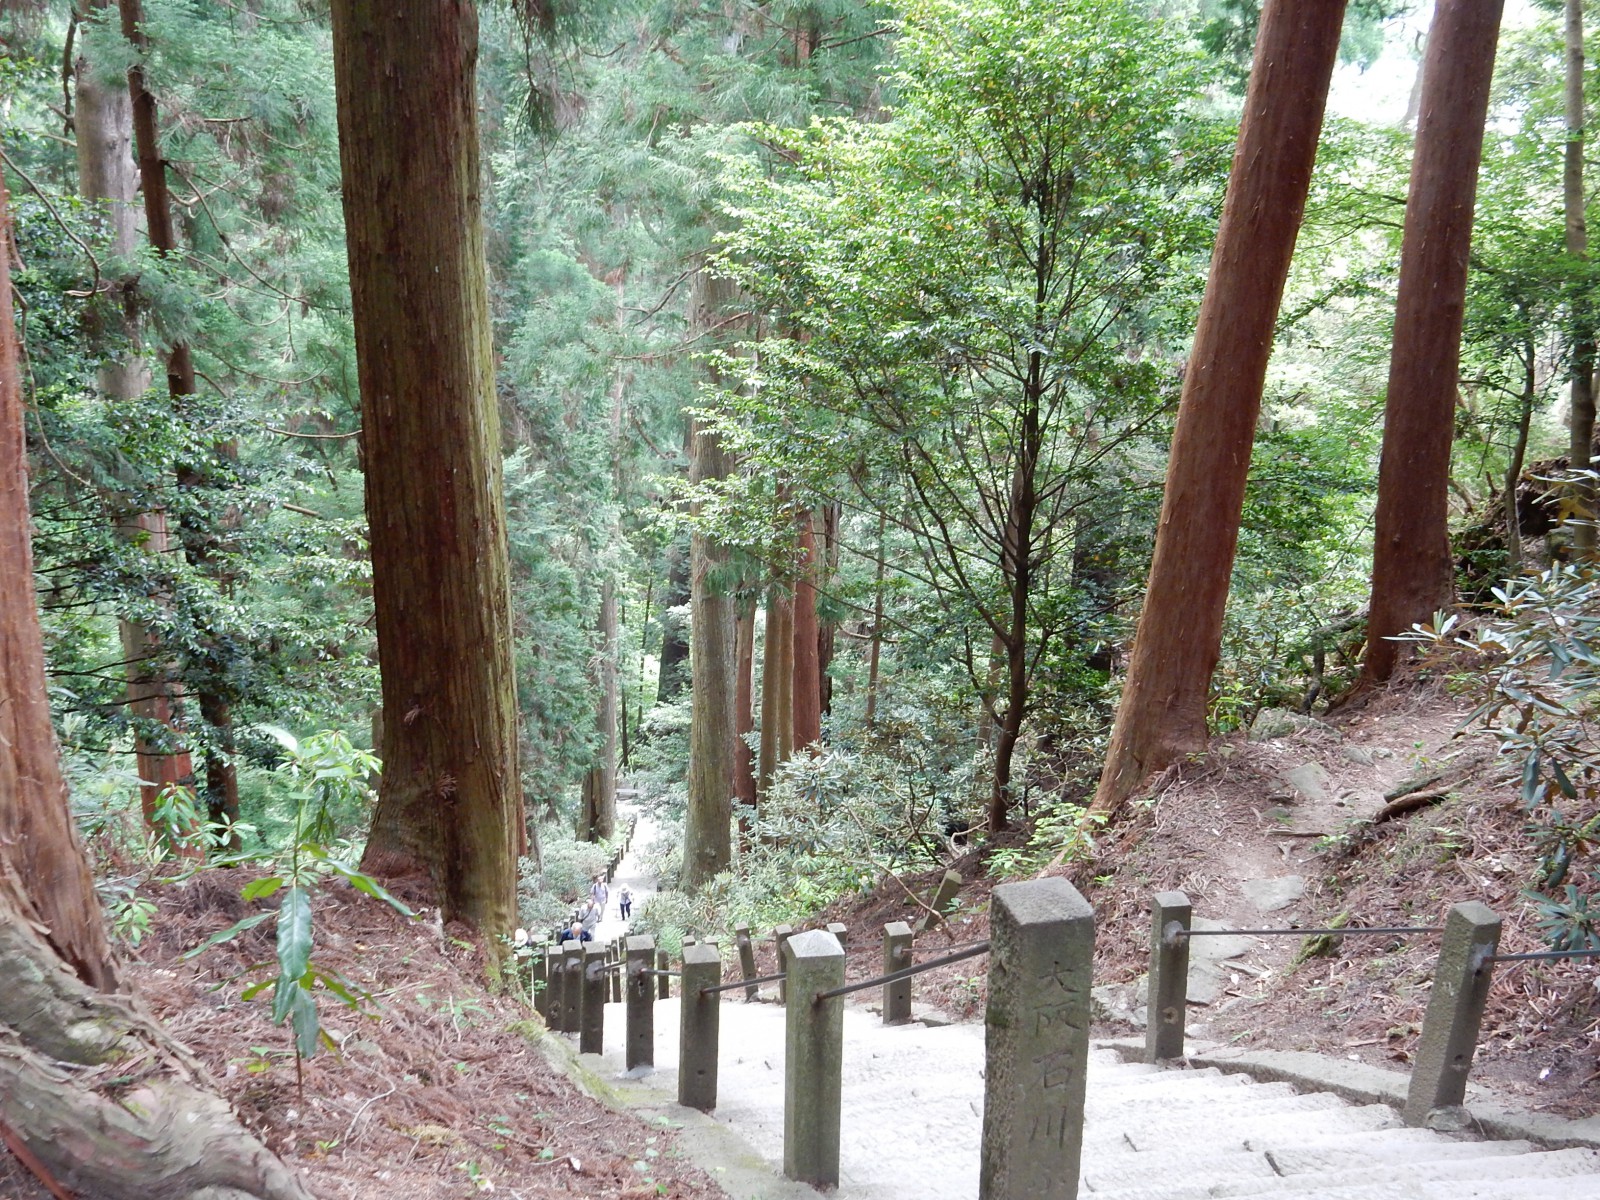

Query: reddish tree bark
[[791, 509, 823, 751], [758, 581, 795, 802], [333, 0, 529, 938], [1565, 0, 1596, 557], [1093, 0, 1347, 817], [1364, 0, 1505, 683]]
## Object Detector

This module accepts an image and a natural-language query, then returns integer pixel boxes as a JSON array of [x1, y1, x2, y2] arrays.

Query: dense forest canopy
[[5, 5, 1600, 1178]]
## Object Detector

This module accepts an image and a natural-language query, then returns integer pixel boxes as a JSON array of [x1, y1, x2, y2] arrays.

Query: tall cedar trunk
[[118, 0, 239, 831], [79, 2, 198, 826], [758, 582, 795, 802], [1363, 0, 1504, 684], [682, 271, 739, 888], [1092, 1, 1346, 818], [1567, 0, 1596, 556], [579, 578, 618, 841], [332, 0, 529, 939], [654, 540, 691, 703], [733, 593, 758, 826], [791, 508, 823, 751], [3, 177, 312, 1200], [864, 510, 887, 727]]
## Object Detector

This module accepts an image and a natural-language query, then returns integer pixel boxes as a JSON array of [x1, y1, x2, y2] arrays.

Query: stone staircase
[[1079, 1049, 1600, 1199], [592, 999, 1600, 1200]]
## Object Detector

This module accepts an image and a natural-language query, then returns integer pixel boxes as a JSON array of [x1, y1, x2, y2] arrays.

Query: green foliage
[[516, 825, 614, 936], [179, 730, 410, 1065], [1409, 564, 1600, 949], [987, 801, 1103, 881]]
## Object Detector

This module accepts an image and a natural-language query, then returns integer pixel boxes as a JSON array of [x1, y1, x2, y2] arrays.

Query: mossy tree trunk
[[331, 0, 529, 939]]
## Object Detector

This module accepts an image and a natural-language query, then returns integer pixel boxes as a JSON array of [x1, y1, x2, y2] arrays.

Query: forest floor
[[1, 864, 721, 1200], [804, 673, 1600, 1121]]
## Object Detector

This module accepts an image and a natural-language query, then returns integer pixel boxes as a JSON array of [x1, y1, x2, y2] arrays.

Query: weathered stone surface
[[1284, 762, 1335, 804], [580, 943, 608, 1054], [883, 922, 913, 1025], [980, 877, 1093, 1200], [914, 870, 964, 933], [1241, 875, 1305, 913], [1248, 708, 1332, 742], [625, 934, 655, 1073], [680, 942, 722, 1112], [1404, 901, 1501, 1126], [783, 929, 845, 1187], [1146, 891, 1191, 1062]]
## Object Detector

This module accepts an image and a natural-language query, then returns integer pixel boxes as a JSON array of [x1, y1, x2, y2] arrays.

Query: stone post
[[532, 943, 552, 1021], [657, 948, 671, 1000], [679, 942, 723, 1111], [1146, 890, 1192, 1062], [734, 922, 759, 1001], [774, 924, 795, 1003], [1403, 901, 1501, 1126], [560, 943, 583, 1034], [580, 942, 608, 1053], [626, 934, 655, 1072], [783, 929, 846, 1187], [610, 941, 623, 1004], [882, 921, 913, 1025], [914, 869, 963, 933], [980, 877, 1093, 1200], [826, 921, 849, 949]]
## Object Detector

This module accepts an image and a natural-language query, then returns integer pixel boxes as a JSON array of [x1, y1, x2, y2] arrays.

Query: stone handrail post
[[774, 924, 795, 1003], [734, 922, 759, 1000], [626, 934, 655, 1072], [826, 921, 849, 948], [580, 943, 608, 1053], [882, 921, 913, 1024], [533, 942, 553, 1021], [559, 943, 583, 1033], [1403, 901, 1501, 1126], [657, 948, 671, 999], [914, 869, 963, 933], [783, 929, 846, 1187], [980, 877, 1093, 1200], [1146, 891, 1192, 1062], [680, 942, 723, 1111]]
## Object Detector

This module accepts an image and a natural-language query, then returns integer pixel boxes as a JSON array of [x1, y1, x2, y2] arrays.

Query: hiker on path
[[618, 885, 633, 919], [590, 874, 609, 915]]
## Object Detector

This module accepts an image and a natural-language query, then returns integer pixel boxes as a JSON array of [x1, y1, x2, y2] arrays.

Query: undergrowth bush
[[517, 824, 613, 937], [1410, 560, 1600, 950]]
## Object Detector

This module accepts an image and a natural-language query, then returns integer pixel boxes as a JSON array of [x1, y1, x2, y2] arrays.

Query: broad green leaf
[[315, 855, 417, 918], [241, 876, 285, 903], [277, 886, 313, 985]]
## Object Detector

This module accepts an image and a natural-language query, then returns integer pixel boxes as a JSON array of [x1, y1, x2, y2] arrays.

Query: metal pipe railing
[[811, 940, 990, 1004]]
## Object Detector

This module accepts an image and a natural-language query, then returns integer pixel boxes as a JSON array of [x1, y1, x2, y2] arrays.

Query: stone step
[[1087, 1146, 1600, 1200], [1084, 1065, 1239, 1092], [1088, 1102, 1404, 1155], [1081, 1137, 1541, 1193], [1087, 1079, 1304, 1116]]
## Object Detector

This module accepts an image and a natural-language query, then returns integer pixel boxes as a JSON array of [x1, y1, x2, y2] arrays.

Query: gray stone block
[[1404, 901, 1501, 1126], [680, 942, 722, 1112], [626, 934, 655, 1072], [883, 921, 913, 1025], [783, 929, 845, 1187], [981, 877, 1093, 1200]]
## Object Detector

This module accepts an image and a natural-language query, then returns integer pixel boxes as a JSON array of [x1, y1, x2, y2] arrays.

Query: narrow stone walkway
[[581, 997, 1600, 1199], [592, 792, 656, 945]]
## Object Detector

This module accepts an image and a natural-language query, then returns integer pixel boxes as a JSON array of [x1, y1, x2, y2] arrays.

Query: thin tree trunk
[[579, 578, 619, 842], [655, 540, 691, 704], [1506, 331, 1537, 572], [1364, 0, 1504, 683], [333, 0, 529, 940], [79, 1, 196, 827], [1567, 0, 1596, 556], [1094, 0, 1347, 818], [118, 0, 238, 832], [758, 581, 795, 802], [818, 499, 840, 716], [733, 591, 757, 830], [864, 509, 887, 727], [792, 508, 823, 751], [682, 271, 739, 889]]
